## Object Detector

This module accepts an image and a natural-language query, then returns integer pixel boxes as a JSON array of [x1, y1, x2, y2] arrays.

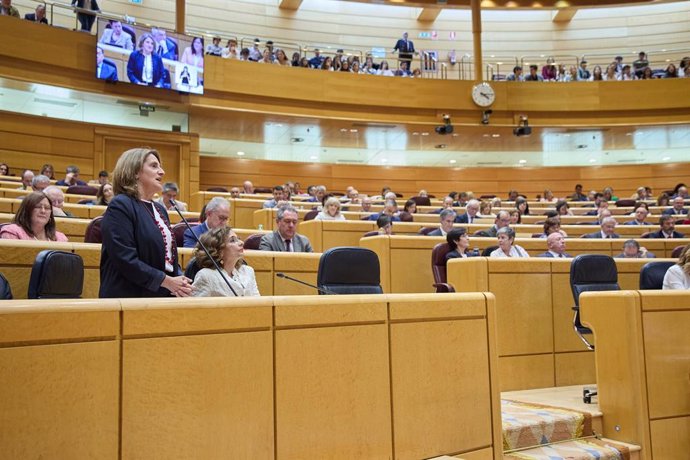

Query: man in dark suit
[[365, 200, 400, 222], [537, 232, 571, 258], [25, 4, 48, 23], [624, 206, 651, 226], [582, 216, 620, 238], [662, 196, 688, 216], [152, 27, 178, 61], [393, 32, 415, 65], [96, 47, 118, 81], [455, 199, 480, 224], [614, 239, 655, 258], [183, 197, 230, 248], [642, 215, 685, 239], [427, 209, 456, 237], [56, 165, 87, 186], [71, 0, 100, 32], [585, 193, 606, 215], [259, 205, 313, 252], [431, 196, 454, 214], [475, 211, 511, 237]]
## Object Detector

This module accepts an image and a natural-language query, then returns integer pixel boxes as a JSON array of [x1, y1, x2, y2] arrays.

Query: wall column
[[176, 0, 186, 34], [471, 0, 483, 81]]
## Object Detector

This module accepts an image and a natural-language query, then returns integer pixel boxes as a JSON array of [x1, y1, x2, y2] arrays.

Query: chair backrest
[[84, 215, 103, 243], [254, 187, 272, 193], [615, 199, 636, 207], [303, 210, 319, 221], [398, 211, 413, 222], [0, 272, 13, 300], [185, 257, 202, 281], [363, 230, 380, 238], [481, 245, 498, 256], [28, 250, 83, 299], [418, 226, 437, 235], [569, 254, 620, 307], [531, 233, 543, 238], [172, 222, 196, 247], [317, 247, 383, 295], [77, 199, 95, 205], [431, 242, 452, 285], [671, 245, 686, 258], [409, 196, 431, 207], [639, 261, 675, 290], [207, 187, 228, 193], [243, 233, 264, 250], [66, 185, 98, 196]]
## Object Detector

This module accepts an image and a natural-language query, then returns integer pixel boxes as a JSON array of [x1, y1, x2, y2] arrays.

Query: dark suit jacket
[[662, 208, 688, 215], [99, 194, 180, 298], [642, 230, 685, 239], [56, 179, 88, 186], [127, 50, 165, 86], [97, 61, 118, 81], [183, 221, 208, 248], [585, 209, 599, 216], [455, 213, 478, 224], [24, 13, 48, 23], [537, 251, 572, 258], [157, 37, 178, 61], [393, 38, 415, 56], [427, 228, 443, 237], [73, 0, 100, 9], [259, 231, 313, 252], [623, 220, 651, 225], [475, 226, 498, 238], [365, 213, 401, 222], [582, 231, 620, 239]]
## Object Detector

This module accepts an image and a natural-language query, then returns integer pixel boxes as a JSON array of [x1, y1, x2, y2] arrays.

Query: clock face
[[472, 82, 495, 107]]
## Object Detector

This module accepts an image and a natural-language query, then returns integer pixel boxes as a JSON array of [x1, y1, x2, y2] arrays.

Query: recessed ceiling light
[[421, 132, 429, 136], [518, 159, 527, 164], [589, 159, 597, 163], [492, 134, 500, 138], [452, 133, 459, 137], [309, 155, 318, 160], [236, 151, 245, 156], [340, 128, 348, 132], [662, 156, 671, 161], [350, 129, 358, 133], [483, 134, 490, 138], [412, 132, 419, 135], [626, 132, 633, 136], [449, 159, 457, 164]]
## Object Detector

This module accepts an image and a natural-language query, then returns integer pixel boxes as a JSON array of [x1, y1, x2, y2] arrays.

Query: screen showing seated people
[[96, 18, 204, 95]]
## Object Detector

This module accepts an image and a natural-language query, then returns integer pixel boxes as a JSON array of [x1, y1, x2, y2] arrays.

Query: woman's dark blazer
[[126, 50, 165, 87], [99, 194, 180, 298]]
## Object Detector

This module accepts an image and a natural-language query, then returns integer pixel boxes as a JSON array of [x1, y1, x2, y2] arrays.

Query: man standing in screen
[[393, 32, 415, 66], [96, 46, 118, 81], [127, 33, 165, 87], [99, 20, 133, 50]]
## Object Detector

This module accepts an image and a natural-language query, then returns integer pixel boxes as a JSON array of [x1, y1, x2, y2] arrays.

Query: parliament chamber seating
[[639, 261, 675, 290], [28, 250, 84, 299], [430, 242, 455, 293], [316, 247, 383, 295]]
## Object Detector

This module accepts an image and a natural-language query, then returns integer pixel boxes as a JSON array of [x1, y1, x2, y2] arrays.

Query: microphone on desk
[[276, 272, 338, 295], [169, 199, 238, 297]]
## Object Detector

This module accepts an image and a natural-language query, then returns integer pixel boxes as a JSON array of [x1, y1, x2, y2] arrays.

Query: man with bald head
[[537, 232, 571, 258], [243, 180, 254, 194], [229, 187, 241, 198], [44, 186, 73, 217]]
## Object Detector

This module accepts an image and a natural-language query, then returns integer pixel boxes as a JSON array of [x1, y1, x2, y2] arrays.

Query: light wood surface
[[0, 293, 502, 459]]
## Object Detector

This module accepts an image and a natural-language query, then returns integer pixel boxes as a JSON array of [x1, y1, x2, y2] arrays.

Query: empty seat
[[639, 261, 675, 290], [254, 187, 272, 193], [84, 215, 103, 243], [409, 196, 431, 207], [28, 250, 84, 299], [615, 199, 636, 207], [431, 242, 455, 293], [569, 254, 620, 350], [316, 247, 383, 295], [671, 245, 686, 258]]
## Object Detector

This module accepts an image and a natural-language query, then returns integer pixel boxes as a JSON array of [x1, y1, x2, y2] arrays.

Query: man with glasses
[[476, 210, 511, 238], [259, 205, 313, 252], [183, 197, 230, 247]]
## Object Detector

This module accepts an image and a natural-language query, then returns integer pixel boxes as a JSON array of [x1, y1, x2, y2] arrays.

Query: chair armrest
[[433, 283, 455, 293]]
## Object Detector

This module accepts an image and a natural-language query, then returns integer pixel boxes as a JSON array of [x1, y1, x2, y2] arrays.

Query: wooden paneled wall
[[0, 111, 199, 202], [200, 155, 690, 198]]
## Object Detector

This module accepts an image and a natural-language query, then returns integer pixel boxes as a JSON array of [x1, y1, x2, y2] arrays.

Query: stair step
[[504, 437, 639, 460]]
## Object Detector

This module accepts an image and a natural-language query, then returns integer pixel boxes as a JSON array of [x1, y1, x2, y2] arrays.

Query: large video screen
[[96, 18, 204, 95]]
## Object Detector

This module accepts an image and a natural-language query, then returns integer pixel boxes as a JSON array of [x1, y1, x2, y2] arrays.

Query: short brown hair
[[194, 226, 243, 270], [112, 148, 161, 199], [13, 192, 58, 240]]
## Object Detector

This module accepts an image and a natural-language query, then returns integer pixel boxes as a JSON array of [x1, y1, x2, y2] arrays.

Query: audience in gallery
[[96, 182, 113, 206], [0, 192, 68, 241], [536, 232, 570, 258], [445, 228, 473, 260], [183, 197, 230, 248], [158, 182, 188, 212], [191, 227, 259, 297], [643, 215, 685, 239], [24, 4, 47, 23], [56, 165, 87, 187], [490, 227, 530, 258], [44, 186, 74, 217], [31, 175, 50, 193], [258, 205, 313, 252], [663, 244, 690, 290], [71, 0, 100, 32], [0, 0, 19, 17], [315, 196, 346, 221], [99, 148, 192, 298], [376, 214, 394, 235], [615, 239, 655, 259], [205, 36, 223, 56]]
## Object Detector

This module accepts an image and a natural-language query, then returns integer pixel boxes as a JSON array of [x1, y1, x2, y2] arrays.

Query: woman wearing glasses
[[0, 192, 68, 241], [192, 227, 260, 297]]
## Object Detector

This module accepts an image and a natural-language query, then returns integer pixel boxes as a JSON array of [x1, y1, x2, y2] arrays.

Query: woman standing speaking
[[99, 148, 192, 298]]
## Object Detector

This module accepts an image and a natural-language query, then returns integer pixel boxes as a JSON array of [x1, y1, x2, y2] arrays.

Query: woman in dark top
[[445, 228, 472, 261], [99, 148, 192, 298]]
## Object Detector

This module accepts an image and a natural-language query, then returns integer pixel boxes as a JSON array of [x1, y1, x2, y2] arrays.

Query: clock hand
[[480, 92, 490, 99]]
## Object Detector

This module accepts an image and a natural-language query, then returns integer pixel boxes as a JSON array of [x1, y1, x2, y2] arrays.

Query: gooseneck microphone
[[169, 199, 238, 297], [276, 272, 338, 295]]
